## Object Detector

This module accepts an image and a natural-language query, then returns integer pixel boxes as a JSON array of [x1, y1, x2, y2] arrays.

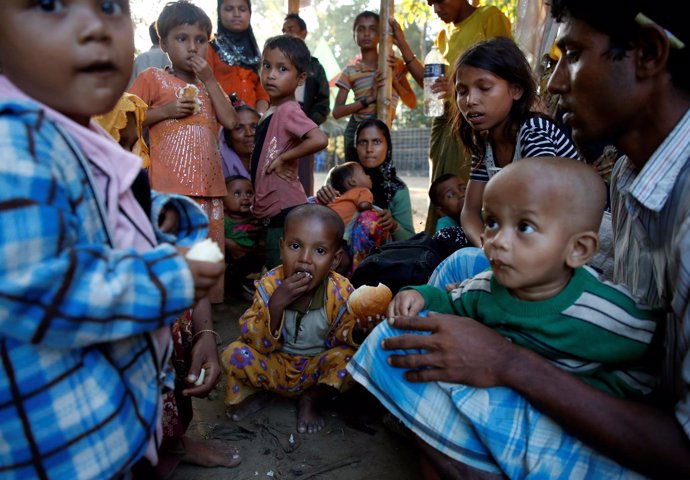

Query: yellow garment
[[93, 92, 150, 168]]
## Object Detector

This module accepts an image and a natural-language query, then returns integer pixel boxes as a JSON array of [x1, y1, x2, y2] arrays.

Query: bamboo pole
[[377, 0, 394, 126], [287, 0, 299, 13]]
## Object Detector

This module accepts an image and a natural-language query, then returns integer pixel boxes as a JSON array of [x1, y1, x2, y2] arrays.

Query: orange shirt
[[207, 48, 269, 108], [328, 187, 374, 226]]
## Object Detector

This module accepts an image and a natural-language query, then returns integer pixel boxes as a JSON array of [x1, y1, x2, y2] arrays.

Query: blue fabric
[[428, 247, 490, 289], [0, 100, 196, 478]]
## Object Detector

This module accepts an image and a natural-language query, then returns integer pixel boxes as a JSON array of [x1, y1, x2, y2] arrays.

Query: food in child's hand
[[194, 368, 206, 386], [186, 238, 224, 263], [178, 84, 201, 114], [347, 283, 393, 319]]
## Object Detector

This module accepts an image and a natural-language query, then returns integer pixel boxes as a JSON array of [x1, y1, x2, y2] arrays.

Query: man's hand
[[315, 184, 339, 205]]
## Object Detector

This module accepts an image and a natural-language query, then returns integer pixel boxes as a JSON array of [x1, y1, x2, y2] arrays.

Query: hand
[[164, 97, 196, 119], [354, 314, 384, 334], [430, 76, 450, 100], [357, 201, 373, 212], [158, 206, 180, 234], [592, 146, 616, 182], [315, 184, 340, 205], [180, 251, 225, 301], [265, 154, 297, 181], [382, 312, 516, 386], [182, 330, 221, 397], [387, 290, 425, 318], [388, 18, 406, 48], [190, 55, 213, 83], [271, 271, 313, 312], [376, 208, 398, 233]]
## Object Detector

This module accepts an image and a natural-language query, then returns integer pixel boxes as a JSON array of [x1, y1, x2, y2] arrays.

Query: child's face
[[354, 16, 379, 50], [0, 0, 135, 126], [280, 216, 342, 292], [436, 177, 466, 217], [356, 125, 388, 169], [455, 65, 523, 135], [220, 0, 250, 33], [228, 109, 259, 157], [349, 163, 373, 190], [160, 23, 209, 75], [481, 172, 573, 300], [260, 47, 306, 106], [223, 178, 254, 216]]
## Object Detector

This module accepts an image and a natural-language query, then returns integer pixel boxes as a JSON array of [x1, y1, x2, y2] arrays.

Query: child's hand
[[164, 97, 196, 119], [190, 56, 213, 83], [315, 184, 339, 205], [354, 314, 384, 334], [271, 271, 312, 311], [357, 201, 373, 212], [376, 208, 398, 233], [179, 251, 225, 301], [388, 290, 425, 319], [266, 154, 297, 182]]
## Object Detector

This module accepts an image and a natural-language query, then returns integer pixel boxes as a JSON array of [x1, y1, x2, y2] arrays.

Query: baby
[[428, 173, 467, 232], [325, 161, 374, 226], [389, 157, 658, 399], [222, 204, 365, 433]]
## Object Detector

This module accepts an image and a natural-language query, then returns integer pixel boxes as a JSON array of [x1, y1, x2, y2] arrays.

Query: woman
[[219, 104, 259, 179]]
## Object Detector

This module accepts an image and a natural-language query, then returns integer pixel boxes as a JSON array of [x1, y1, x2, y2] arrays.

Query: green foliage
[[483, 0, 519, 29]]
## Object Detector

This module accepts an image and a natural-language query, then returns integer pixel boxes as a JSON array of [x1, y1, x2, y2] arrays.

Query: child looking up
[[0, 1, 224, 477], [222, 204, 363, 433], [332, 11, 416, 162], [252, 35, 329, 269], [130, 0, 237, 303], [325, 161, 374, 227], [428, 173, 467, 232]]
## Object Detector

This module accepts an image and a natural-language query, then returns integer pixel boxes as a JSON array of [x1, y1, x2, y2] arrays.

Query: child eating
[[221, 204, 364, 434]]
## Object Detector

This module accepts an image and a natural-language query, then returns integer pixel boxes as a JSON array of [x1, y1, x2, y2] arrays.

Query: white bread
[[178, 84, 201, 114], [347, 283, 392, 319], [185, 238, 224, 263]]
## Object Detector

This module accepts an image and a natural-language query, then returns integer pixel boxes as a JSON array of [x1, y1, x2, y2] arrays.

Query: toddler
[[222, 204, 363, 434], [325, 161, 374, 226], [428, 173, 467, 232], [251, 35, 328, 269]]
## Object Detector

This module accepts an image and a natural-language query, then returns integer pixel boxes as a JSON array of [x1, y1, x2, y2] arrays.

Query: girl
[[208, 0, 269, 112], [454, 37, 578, 247], [333, 11, 416, 162]]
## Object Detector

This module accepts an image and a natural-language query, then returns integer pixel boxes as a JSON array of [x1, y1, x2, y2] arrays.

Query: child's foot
[[297, 394, 326, 434], [180, 436, 241, 468], [227, 391, 273, 421]]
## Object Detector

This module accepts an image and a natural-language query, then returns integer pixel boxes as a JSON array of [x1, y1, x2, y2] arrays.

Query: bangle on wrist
[[192, 329, 221, 345], [404, 55, 416, 66]]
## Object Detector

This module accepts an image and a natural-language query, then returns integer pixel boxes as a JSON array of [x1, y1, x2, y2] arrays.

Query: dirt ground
[[170, 174, 431, 480]]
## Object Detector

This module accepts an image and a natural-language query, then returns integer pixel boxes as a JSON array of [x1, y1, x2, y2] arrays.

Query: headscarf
[[355, 118, 405, 209], [93, 92, 150, 168], [210, 0, 261, 73]]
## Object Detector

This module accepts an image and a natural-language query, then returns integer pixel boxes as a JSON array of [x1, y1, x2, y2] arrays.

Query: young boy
[[221, 204, 363, 434], [428, 173, 467, 232], [0, 2, 223, 477], [251, 35, 329, 269], [325, 162, 374, 226], [384, 157, 659, 399]]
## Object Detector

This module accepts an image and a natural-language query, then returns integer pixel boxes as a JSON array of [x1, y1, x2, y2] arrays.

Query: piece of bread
[[185, 238, 224, 263], [347, 283, 392, 319], [178, 84, 201, 114]]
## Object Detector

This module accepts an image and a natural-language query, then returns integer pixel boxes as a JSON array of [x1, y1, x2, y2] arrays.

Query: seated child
[[325, 161, 374, 226], [384, 157, 659, 399], [428, 173, 467, 233], [221, 204, 364, 434]]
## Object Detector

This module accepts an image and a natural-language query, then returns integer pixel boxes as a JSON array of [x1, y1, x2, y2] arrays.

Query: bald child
[[390, 157, 659, 399]]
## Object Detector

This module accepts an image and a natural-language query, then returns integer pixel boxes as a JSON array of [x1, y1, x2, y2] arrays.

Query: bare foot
[[180, 436, 241, 468], [297, 394, 326, 434], [227, 391, 273, 421]]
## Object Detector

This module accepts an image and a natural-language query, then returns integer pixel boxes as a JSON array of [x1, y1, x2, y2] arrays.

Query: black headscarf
[[355, 119, 405, 210], [210, 0, 261, 73]]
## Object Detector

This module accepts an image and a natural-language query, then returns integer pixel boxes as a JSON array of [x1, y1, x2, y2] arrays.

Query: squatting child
[[221, 204, 363, 434], [428, 173, 467, 232]]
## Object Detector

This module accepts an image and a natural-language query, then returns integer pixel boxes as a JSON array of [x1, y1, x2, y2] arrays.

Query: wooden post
[[287, 0, 299, 13], [377, 0, 394, 126]]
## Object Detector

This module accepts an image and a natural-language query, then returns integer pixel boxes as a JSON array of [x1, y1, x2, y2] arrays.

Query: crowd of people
[[0, 0, 689, 478]]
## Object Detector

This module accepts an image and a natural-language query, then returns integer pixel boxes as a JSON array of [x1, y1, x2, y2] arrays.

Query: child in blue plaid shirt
[[0, 1, 225, 478]]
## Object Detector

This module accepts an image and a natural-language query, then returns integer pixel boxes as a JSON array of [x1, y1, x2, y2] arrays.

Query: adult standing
[[282, 13, 331, 196], [208, 0, 269, 113], [349, 0, 690, 477]]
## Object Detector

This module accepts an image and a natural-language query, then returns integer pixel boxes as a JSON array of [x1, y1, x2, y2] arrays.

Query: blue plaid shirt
[[0, 100, 201, 478]]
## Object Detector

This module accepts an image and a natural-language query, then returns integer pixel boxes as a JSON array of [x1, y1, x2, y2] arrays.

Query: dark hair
[[263, 35, 311, 74], [224, 174, 252, 185], [284, 204, 345, 245], [549, 0, 689, 91], [149, 22, 160, 45], [450, 37, 537, 160], [429, 173, 458, 206], [157, 1, 213, 40], [284, 13, 307, 32], [353, 11, 379, 30], [327, 162, 360, 194], [222, 104, 259, 149]]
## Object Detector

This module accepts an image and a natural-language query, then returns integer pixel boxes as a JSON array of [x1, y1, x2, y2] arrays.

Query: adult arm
[[460, 179, 485, 247], [392, 59, 417, 109], [181, 297, 221, 397], [389, 186, 415, 240], [389, 18, 423, 87]]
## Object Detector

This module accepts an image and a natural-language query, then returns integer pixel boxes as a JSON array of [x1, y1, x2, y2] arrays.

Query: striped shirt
[[470, 116, 579, 182], [611, 107, 690, 437]]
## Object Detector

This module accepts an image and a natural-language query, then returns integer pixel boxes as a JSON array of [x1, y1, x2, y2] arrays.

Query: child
[[332, 11, 416, 162], [451, 37, 579, 248], [0, 2, 224, 477], [385, 157, 658, 399], [251, 35, 329, 270], [325, 161, 374, 227], [130, 0, 237, 303], [428, 173, 467, 232], [221, 204, 363, 434], [94, 92, 151, 165]]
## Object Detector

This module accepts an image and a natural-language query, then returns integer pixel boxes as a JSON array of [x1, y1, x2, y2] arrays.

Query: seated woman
[[317, 119, 414, 273], [219, 104, 259, 179]]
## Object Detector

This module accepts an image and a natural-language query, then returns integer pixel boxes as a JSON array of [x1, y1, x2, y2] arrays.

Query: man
[[130, 22, 171, 85], [282, 13, 330, 196], [348, 1, 690, 477]]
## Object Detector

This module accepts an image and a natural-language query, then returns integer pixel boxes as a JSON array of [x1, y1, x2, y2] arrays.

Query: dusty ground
[[170, 174, 431, 480]]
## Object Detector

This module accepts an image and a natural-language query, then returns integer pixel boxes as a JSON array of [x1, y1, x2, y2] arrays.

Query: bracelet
[[404, 56, 416, 66], [192, 329, 221, 345]]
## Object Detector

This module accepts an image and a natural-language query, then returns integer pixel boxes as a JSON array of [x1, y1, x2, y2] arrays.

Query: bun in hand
[[347, 283, 392, 319], [185, 238, 224, 263], [178, 84, 201, 114]]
